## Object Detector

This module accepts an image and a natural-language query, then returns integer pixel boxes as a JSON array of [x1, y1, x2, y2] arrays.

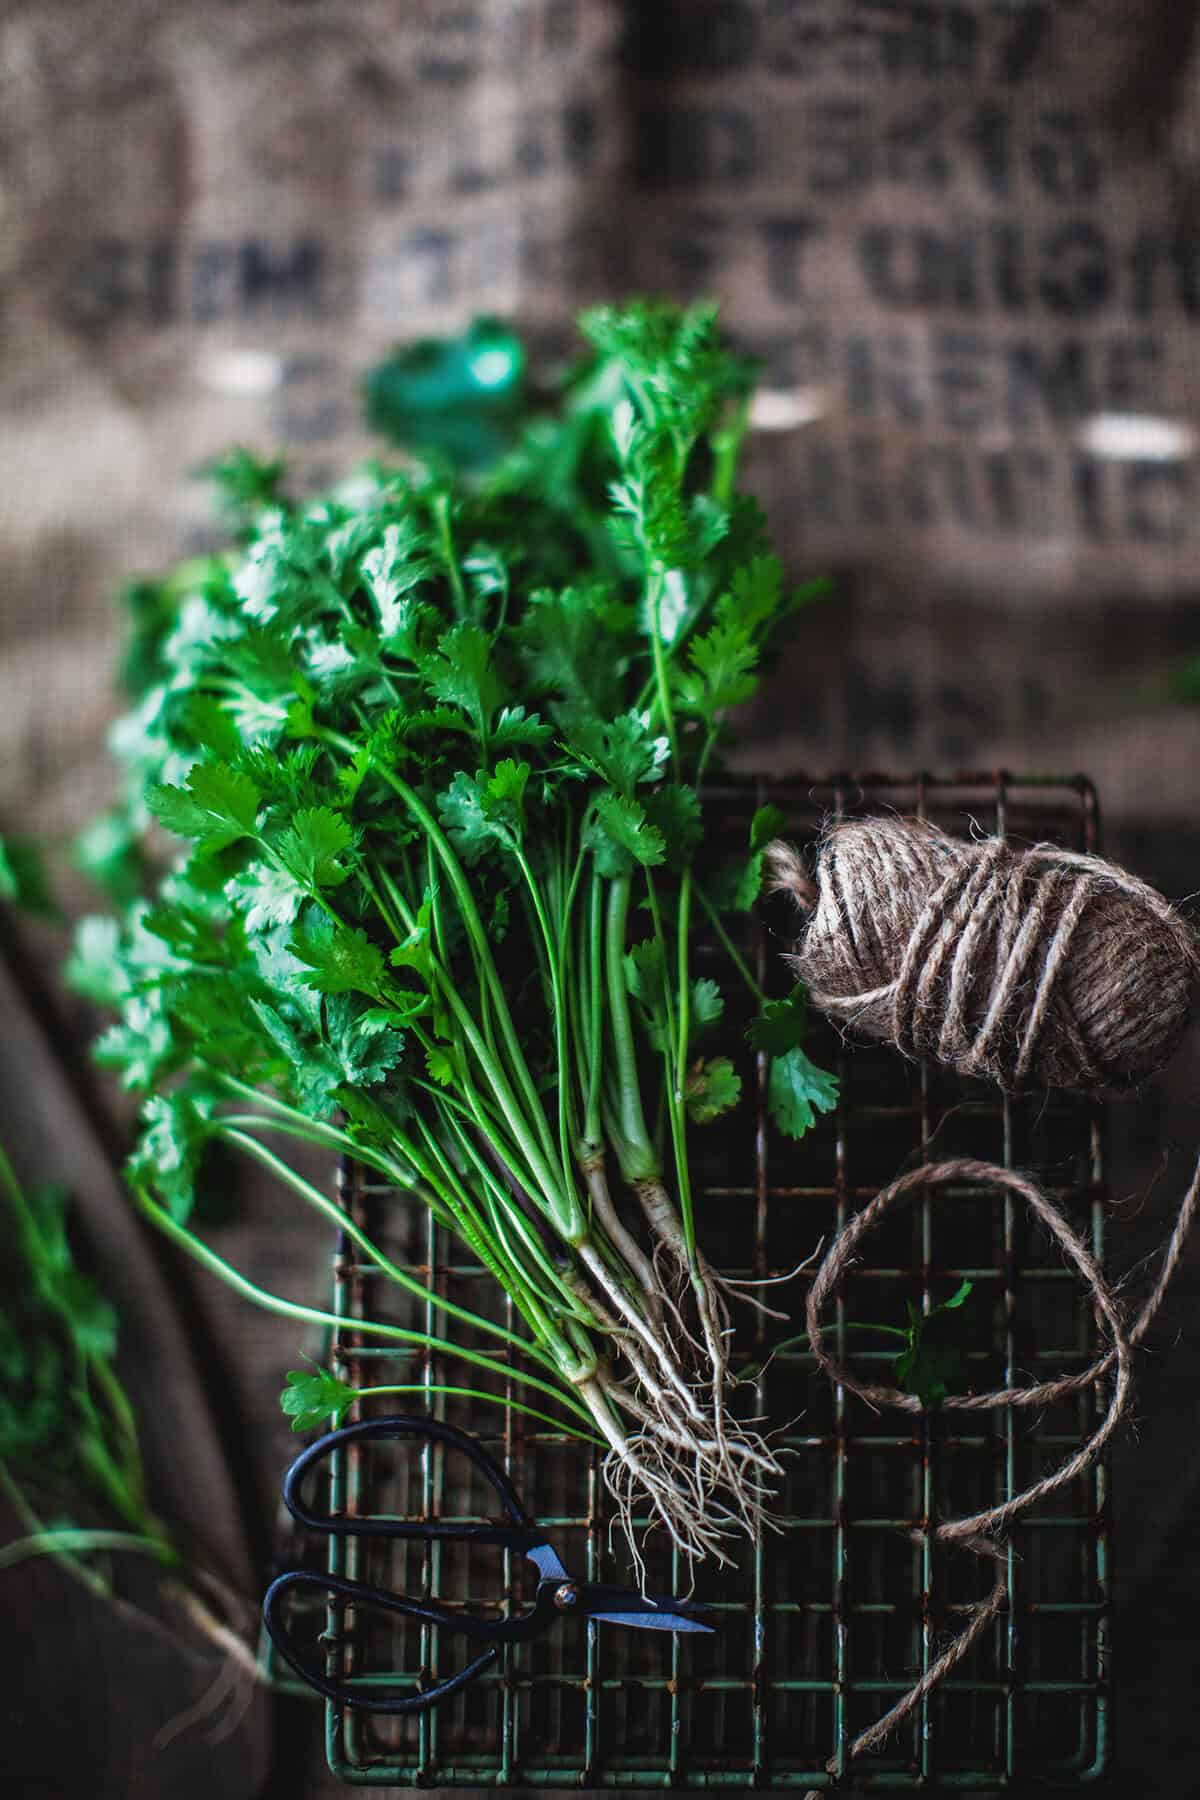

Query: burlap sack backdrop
[[3, 0, 1199, 843]]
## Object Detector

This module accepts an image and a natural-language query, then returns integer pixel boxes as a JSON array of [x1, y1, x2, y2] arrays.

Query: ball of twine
[[770, 817, 1198, 1093], [802, 1154, 1200, 1782]]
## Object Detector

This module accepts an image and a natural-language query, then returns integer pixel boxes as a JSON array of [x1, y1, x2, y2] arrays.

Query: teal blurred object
[[364, 318, 527, 470]]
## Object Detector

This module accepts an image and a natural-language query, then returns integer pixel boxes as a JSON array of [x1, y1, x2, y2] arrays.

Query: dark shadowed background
[[2, 2, 1200, 1794]]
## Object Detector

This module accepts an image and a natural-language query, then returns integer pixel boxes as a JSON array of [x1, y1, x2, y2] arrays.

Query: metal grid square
[[274, 773, 1109, 1787]]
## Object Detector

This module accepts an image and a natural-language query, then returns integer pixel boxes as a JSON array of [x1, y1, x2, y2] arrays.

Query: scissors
[[262, 1414, 715, 1712]]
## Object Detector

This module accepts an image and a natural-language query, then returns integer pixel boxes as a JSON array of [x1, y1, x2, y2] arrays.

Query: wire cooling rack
[[266, 773, 1109, 1788]]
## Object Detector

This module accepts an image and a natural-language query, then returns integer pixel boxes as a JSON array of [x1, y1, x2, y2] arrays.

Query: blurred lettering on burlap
[[2, 0, 1200, 840]]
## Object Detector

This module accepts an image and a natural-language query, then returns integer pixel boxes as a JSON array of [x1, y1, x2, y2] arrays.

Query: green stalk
[[133, 1188, 598, 1424], [413, 1108, 586, 1330], [337, 747, 562, 1183], [603, 874, 658, 1181], [513, 843, 576, 1199], [675, 868, 693, 1105], [89, 1356, 145, 1478], [695, 884, 764, 1004], [671, 869, 697, 1261], [432, 490, 469, 621], [217, 1127, 554, 1370], [436, 979, 580, 1234], [351, 1384, 602, 1446], [356, 857, 572, 1227], [709, 390, 752, 508], [579, 866, 605, 1154], [0, 1460, 109, 1599], [0, 1529, 178, 1574], [646, 565, 680, 773]]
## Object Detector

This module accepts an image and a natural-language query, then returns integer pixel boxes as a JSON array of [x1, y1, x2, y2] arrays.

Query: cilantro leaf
[[281, 1363, 360, 1433], [642, 783, 702, 870], [360, 520, 435, 653], [690, 978, 724, 1035], [720, 555, 784, 634], [873, 1282, 975, 1408], [492, 704, 553, 748], [147, 761, 262, 851], [767, 1046, 839, 1140], [127, 1087, 216, 1223], [66, 917, 130, 1005], [750, 803, 788, 853], [388, 894, 435, 985], [685, 1056, 742, 1124], [326, 996, 407, 1089], [565, 711, 668, 796], [425, 1044, 456, 1085], [674, 617, 758, 717], [515, 585, 633, 717], [95, 993, 178, 1091], [290, 917, 388, 997], [177, 692, 243, 763], [748, 986, 809, 1055], [225, 861, 304, 933], [585, 793, 665, 876], [437, 762, 527, 862], [272, 807, 355, 889], [422, 623, 503, 739]]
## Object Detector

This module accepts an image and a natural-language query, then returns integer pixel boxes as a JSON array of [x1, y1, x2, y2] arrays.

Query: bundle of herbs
[[74, 301, 837, 1562]]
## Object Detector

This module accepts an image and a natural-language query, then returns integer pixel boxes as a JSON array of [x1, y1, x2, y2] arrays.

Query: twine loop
[[804, 1153, 1200, 1776]]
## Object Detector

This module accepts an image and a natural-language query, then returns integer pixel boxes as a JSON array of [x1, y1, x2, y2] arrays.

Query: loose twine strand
[[801, 1152, 1200, 1785]]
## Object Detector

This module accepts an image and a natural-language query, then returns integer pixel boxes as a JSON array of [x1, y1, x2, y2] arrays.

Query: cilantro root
[[77, 300, 837, 1563]]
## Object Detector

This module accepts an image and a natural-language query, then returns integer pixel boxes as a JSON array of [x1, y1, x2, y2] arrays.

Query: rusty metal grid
[[269, 773, 1109, 1788]]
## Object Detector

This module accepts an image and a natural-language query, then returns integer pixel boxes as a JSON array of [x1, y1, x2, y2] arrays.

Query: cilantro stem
[[413, 1108, 590, 1330], [513, 842, 576, 1199], [604, 874, 658, 1182], [334, 745, 565, 1191], [581, 866, 605, 1153], [217, 1127, 556, 1370], [0, 1529, 178, 1574], [0, 1460, 109, 1598], [695, 884, 764, 1003], [133, 1187, 597, 1425], [647, 566, 681, 774], [709, 390, 752, 508], [432, 491, 468, 621], [351, 1385, 603, 1446], [673, 869, 696, 1262]]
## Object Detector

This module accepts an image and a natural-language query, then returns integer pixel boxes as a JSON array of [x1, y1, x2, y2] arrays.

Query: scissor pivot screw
[[553, 1582, 579, 1610]]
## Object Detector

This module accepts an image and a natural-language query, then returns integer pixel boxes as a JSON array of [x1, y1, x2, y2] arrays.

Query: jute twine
[[773, 818, 1199, 1093], [799, 1154, 1200, 1783], [774, 819, 1200, 1784]]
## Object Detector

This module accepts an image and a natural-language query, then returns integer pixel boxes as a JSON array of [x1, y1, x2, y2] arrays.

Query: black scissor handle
[[265, 1414, 561, 1713], [282, 1413, 542, 1547], [263, 1569, 502, 1714]]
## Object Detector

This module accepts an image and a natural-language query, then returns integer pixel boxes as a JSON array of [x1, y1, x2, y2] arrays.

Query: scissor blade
[[524, 1541, 570, 1582], [591, 1609, 714, 1634]]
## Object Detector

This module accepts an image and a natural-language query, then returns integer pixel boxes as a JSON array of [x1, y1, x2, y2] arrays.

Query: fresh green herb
[[281, 1360, 603, 1442], [0, 1139, 258, 1671], [845, 1279, 975, 1409], [0, 833, 58, 919], [0, 1137, 175, 1580], [77, 300, 835, 1562]]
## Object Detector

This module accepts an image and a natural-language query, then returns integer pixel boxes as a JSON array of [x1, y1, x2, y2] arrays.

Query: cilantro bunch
[[75, 301, 836, 1562]]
